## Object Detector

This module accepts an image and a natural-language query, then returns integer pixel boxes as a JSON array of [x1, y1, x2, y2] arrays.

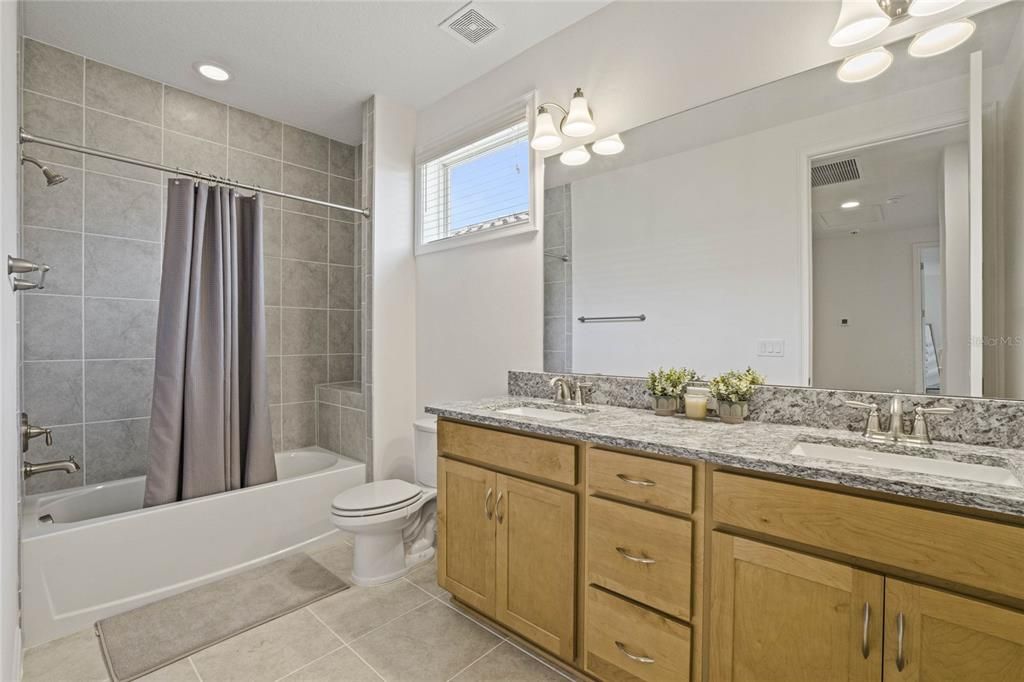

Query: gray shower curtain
[[144, 180, 276, 507]]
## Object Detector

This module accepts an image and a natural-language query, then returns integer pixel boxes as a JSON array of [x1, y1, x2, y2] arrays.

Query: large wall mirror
[[542, 1, 1023, 400]]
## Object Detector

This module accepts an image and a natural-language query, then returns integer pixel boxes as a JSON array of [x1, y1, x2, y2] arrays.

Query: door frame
[[913, 242, 941, 394]]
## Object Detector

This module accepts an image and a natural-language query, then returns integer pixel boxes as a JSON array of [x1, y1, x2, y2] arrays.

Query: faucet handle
[[845, 401, 886, 440], [845, 400, 878, 410], [907, 405, 955, 445]]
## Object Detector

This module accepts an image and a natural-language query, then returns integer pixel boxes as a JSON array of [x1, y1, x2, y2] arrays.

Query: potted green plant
[[646, 367, 697, 416], [708, 367, 766, 424]]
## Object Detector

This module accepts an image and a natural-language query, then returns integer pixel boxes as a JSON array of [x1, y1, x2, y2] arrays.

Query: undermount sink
[[790, 441, 1023, 488], [496, 405, 582, 422]]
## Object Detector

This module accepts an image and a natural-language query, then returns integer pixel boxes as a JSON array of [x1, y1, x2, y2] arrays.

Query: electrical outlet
[[757, 339, 785, 357]]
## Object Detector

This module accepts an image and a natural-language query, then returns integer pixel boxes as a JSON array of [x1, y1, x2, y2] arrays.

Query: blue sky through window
[[448, 139, 529, 233]]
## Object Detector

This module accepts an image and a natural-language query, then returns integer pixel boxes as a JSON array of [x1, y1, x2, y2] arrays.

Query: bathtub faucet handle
[[21, 412, 53, 453]]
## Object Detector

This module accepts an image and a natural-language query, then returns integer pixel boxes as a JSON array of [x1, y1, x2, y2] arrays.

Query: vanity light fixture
[[908, 0, 965, 17], [908, 18, 975, 57], [828, 0, 893, 47], [591, 133, 624, 156], [837, 46, 894, 83], [841, 200, 862, 209], [530, 88, 596, 150], [195, 62, 231, 82], [560, 145, 591, 167]]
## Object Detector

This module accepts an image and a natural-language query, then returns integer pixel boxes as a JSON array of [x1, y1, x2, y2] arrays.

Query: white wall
[[569, 75, 968, 385], [1003, 18, 1024, 396], [371, 95, 418, 481], [0, 2, 21, 678], [941, 143, 972, 395], [814, 227, 940, 393]]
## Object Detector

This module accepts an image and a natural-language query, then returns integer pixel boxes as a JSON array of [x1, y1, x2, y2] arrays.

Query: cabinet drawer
[[588, 448, 692, 514], [713, 472, 1024, 601], [587, 496, 692, 620], [438, 420, 576, 486], [586, 586, 691, 682]]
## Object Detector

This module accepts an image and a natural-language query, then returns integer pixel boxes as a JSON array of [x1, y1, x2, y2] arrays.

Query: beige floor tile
[[308, 541, 355, 581], [451, 642, 568, 681], [309, 579, 432, 642], [405, 559, 447, 599], [137, 658, 200, 681], [22, 628, 110, 682], [350, 601, 500, 681], [280, 647, 382, 682], [191, 608, 340, 682]]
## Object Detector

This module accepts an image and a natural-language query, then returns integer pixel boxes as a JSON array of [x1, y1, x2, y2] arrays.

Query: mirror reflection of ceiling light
[[908, 18, 975, 57], [560, 146, 591, 167], [828, 0, 892, 47], [908, 0, 965, 17], [837, 47, 894, 83], [530, 88, 596, 150], [841, 200, 862, 209], [592, 134, 624, 156], [195, 62, 231, 82]]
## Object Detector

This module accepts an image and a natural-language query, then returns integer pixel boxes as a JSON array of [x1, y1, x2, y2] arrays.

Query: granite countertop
[[425, 397, 1024, 519]]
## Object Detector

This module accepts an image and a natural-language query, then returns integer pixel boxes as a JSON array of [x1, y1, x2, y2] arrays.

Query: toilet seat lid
[[331, 479, 423, 514]]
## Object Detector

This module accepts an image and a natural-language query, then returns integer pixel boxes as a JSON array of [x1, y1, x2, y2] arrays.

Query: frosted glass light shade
[[908, 19, 975, 57], [837, 46, 894, 83], [562, 91, 596, 137], [530, 110, 562, 151], [829, 0, 892, 47], [592, 134, 624, 155], [560, 146, 591, 166], [908, 0, 964, 17]]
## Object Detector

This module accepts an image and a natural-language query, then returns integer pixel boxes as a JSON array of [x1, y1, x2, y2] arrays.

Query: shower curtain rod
[[19, 129, 370, 218]]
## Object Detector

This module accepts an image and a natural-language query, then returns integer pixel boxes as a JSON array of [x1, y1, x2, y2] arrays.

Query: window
[[416, 95, 537, 254]]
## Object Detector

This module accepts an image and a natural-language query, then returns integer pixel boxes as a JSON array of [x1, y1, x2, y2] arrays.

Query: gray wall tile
[[85, 172, 162, 241], [282, 211, 327, 262], [264, 257, 282, 306], [85, 60, 162, 125], [22, 91, 83, 166], [329, 310, 354, 355], [282, 355, 327, 403], [163, 87, 227, 143], [22, 163, 82, 230], [330, 140, 356, 179], [23, 295, 82, 360], [84, 298, 158, 359], [228, 108, 281, 158], [270, 404, 283, 452], [265, 306, 281, 356], [544, 317, 566, 353], [328, 354, 355, 383], [282, 164, 328, 217], [227, 148, 281, 206], [267, 356, 282, 405], [318, 403, 365, 459], [22, 227, 82, 296], [22, 361, 83, 426], [328, 221, 356, 266], [23, 39, 83, 103], [282, 308, 327, 355], [262, 207, 282, 257], [24, 424, 85, 494], [163, 131, 227, 178], [543, 213, 565, 249], [84, 235, 162, 299], [282, 261, 327, 308], [84, 418, 150, 483], [282, 403, 316, 450], [328, 176, 355, 222], [283, 126, 328, 172], [84, 109, 161, 182], [316, 403, 342, 454], [329, 265, 356, 310], [84, 359, 154, 421]]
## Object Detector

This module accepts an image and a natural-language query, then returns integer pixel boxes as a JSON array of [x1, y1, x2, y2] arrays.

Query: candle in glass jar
[[685, 394, 708, 420]]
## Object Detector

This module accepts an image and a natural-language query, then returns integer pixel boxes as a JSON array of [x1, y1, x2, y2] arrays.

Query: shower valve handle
[[8, 255, 49, 291]]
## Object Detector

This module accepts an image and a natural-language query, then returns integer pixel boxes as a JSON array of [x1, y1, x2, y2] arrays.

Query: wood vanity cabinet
[[436, 421, 577, 661]]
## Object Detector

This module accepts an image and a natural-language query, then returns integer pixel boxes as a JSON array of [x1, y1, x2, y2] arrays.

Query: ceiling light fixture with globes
[[529, 87, 625, 166], [829, 0, 974, 84]]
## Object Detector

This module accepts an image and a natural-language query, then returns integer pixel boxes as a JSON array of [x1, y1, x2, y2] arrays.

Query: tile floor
[[21, 534, 569, 682]]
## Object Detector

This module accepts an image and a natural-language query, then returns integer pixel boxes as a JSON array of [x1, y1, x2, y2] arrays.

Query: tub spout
[[23, 456, 80, 479]]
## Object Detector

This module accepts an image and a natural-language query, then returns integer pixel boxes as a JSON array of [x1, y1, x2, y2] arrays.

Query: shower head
[[21, 155, 67, 187]]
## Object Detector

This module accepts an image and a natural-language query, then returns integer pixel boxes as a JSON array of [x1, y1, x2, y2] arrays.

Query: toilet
[[329, 417, 438, 586]]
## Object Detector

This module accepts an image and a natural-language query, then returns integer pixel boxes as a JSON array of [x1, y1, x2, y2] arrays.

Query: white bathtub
[[21, 447, 365, 647]]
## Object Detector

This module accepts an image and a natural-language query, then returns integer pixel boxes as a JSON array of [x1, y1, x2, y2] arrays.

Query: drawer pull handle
[[896, 612, 906, 672], [484, 488, 493, 520], [616, 547, 656, 564], [615, 641, 655, 665], [861, 602, 870, 659], [617, 473, 656, 487]]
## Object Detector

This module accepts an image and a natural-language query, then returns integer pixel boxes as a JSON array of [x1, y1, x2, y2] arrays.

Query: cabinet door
[[709, 533, 883, 682], [495, 473, 576, 661], [883, 579, 1024, 681], [437, 457, 496, 617]]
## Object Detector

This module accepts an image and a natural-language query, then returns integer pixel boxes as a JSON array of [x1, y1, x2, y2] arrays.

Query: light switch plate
[[757, 339, 785, 357]]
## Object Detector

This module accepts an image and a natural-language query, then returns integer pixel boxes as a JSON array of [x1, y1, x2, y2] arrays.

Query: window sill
[[415, 221, 538, 256]]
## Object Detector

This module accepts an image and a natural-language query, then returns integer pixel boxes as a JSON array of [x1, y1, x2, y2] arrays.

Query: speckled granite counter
[[426, 397, 1024, 519]]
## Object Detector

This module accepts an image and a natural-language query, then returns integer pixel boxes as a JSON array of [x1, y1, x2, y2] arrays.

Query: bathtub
[[21, 447, 365, 647]]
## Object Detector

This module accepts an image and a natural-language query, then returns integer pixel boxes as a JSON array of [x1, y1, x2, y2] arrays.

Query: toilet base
[[350, 532, 435, 586]]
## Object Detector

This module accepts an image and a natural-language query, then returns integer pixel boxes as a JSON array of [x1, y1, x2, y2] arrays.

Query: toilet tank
[[413, 417, 438, 488]]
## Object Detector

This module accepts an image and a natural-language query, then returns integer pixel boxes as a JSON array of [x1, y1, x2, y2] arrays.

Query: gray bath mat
[[95, 553, 348, 681]]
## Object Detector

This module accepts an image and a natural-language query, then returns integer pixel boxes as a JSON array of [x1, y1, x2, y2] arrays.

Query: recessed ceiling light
[[837, 47, 894, 83], [560, 146, 591, 167], [195, 62, 231, 82], [841, 200, 861, 209], [908, 19, 975, 58]]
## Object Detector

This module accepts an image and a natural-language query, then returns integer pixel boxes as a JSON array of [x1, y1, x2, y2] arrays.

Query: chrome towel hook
[[7, 255, 49, 292]]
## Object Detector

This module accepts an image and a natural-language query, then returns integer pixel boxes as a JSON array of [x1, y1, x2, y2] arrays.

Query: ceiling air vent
[[811, 158, 861, 187], [441, 3, 499, 46]]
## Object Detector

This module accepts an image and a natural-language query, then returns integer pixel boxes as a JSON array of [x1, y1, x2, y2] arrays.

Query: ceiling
[[22, 0, 608, 143], [812, 125, 969, 237]]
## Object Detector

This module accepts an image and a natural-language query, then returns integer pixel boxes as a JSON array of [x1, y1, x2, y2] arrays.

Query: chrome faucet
[[846, 397, 955, 445], [23, 457, 80, 479]]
